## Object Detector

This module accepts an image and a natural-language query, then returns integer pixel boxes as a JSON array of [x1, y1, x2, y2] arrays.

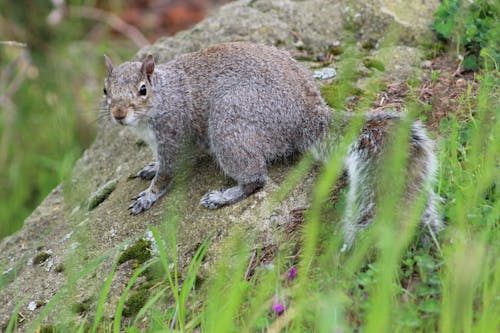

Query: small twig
[[371, 102, 403, 112], [0, 48, 29, 168], [452, 56, 464, 77], [244, 248, 258, 281], [0, 96, 17, 167], [5, 53, 29, 96], [0, 41, 27, 47], [68, 6, 149, 47]]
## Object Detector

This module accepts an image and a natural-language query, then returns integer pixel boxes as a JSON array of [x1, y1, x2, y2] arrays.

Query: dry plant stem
[[0, 96, 16, 168], [0, 41, 27, 47], [68, 6, 149, 47], [244, 248, 258, 281], [0, 48, 29, 168]]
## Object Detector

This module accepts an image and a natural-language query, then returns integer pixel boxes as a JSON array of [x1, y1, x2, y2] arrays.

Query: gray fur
[[338, 113, 442, 248], [104, 42, 442, 245], [136, 161, 158, 180]]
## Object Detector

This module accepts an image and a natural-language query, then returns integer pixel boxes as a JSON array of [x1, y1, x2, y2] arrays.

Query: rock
[[372, 46, 425, 81], [0, 0, 440, 330], [313, 67, 337, 80], [421, 60, 433, 69]]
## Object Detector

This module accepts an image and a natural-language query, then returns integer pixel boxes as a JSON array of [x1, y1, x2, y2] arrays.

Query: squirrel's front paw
[[200, 186, 247, 209], [129, 189, 161, 214], [136, 162, 158, 180]]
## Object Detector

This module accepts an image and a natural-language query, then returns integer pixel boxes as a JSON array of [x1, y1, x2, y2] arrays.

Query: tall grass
[[0, 2, 136, 239], [8, 54, 495, 333], [3, 2, 499, 332]]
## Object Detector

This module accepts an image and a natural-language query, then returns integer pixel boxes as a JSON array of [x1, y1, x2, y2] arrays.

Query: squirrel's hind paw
[[200, 186, 247, 209], [136, 161, 158, 180]]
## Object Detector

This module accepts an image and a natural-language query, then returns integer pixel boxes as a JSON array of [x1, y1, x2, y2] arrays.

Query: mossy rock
[[118, 239, 153, 265], [33, 252, 52, 265], [123, 289, 149, 317]]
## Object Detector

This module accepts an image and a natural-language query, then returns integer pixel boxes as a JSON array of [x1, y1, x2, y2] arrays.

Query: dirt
[[369, 54, 479, 131], [418, 55, 479, 130]]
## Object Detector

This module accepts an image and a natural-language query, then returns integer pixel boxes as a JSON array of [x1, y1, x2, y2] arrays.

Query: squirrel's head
[[103, 54, 155, 126]]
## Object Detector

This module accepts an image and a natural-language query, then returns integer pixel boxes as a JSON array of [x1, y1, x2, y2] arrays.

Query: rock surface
[[0, 0, 439, 330]]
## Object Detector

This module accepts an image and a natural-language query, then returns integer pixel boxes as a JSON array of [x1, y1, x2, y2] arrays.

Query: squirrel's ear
[[141, 54, 155, 83], [104, 55, 113, 75]]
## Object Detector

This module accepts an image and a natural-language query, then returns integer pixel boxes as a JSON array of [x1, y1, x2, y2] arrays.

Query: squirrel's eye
[[103, 87, 107, 96], [139, 84, 147, 96]]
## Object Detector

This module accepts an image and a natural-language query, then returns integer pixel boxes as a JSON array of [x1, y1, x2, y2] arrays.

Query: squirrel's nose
[[112, 107, 127, 121]]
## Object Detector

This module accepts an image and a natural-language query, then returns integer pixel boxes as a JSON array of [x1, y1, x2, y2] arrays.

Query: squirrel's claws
[[200, 191, 224, 209], [200, 185, 250, 209], [129, 187, 165, 214], [129, 199, 150, 215], [131, 190, 147, 200]]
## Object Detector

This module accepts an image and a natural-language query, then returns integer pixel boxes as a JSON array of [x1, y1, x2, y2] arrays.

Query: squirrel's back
[[170, 42, 331, 159]]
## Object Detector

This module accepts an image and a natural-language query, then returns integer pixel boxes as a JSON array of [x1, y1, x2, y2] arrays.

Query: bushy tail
[[312, 110, 443, 248]]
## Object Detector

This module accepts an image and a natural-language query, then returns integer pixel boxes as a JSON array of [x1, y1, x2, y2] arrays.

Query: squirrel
[[103, 42, 443, 246]]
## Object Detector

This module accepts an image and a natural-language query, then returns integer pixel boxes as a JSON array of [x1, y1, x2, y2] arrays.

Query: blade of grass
[[91, 259, 119, 333], [132, 286, 168, 326], [149, 226, 180, 326], [5, 295, 29, 333], [113, 261, 152, 333], [178, 236, 211, 327]]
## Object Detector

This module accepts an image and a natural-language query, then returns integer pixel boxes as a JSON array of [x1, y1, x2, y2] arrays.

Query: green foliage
[[123, 287, 149, 317], [0, 1, 136, 240], [32, 252, 52, 266], [118, 239, 153, 265], [113, 263, 151, 333], [431, 0, 500, 70], [9, 61, 498, 333], [362, 57, 386, 72], [2, 2, 499, 333], [71, 299, 91, 315]]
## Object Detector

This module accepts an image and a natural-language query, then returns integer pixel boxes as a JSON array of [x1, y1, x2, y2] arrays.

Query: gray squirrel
[[103, 42, 443, 246]]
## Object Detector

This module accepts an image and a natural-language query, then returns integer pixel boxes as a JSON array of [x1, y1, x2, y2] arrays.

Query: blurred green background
[[0, 0, 229, 239]]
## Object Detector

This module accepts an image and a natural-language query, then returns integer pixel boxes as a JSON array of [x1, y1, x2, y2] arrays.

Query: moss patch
[[123, 288, 148, 317], [118, 239, 152, 265], [87, 179, 118, 211], [33, 252, 51, 266], [71, 298, 92, 315], [141, 260, 164, 281], [329, 44, 343, 55], [39, 325, 56, 333], [54, 263, 65, 273], [360, 39, 378, 50], [320, 83, 363, 110], [363, 58, 385, 71]]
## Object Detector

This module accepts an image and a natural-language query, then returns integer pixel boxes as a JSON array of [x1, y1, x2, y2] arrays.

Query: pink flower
[[287, 266, 297, 280], [272, 296, 285, 315]]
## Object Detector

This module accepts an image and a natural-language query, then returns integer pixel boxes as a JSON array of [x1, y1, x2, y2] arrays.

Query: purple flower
[[272, 296, 285, 315], [287, 266, 297, 280]]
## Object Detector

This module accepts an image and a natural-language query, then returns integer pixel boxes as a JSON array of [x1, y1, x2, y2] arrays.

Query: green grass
[[7, 56, 495, 333], [0, 2, 136, 239], [2, 2, 499, 332]]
